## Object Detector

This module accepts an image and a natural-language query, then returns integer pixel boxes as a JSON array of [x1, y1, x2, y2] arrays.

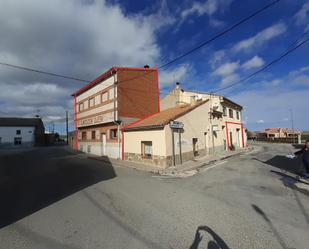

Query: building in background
[[71, 66, 160, 158], [160, 82, 246, 152], [260, 128, 301, 138], [258, 128, 301, 144], [0, 117, 45, 147]]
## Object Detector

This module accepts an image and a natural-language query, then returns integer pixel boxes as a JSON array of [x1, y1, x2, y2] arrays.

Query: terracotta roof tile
[[124, 100, 208, 131]]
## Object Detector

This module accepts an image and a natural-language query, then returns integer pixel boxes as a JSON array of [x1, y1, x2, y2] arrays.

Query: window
[[141, 141, 152, 159], [89, 98, 95, 108], [14, 137, 22, 145], [101, 92, 109, 102], [79, 103, 84, 112], [222, 106, 227, 116], [16, 130, 21, 135], [82, 132, 87, 140], [229, 109, 233, 118], [91, 130, 96, 140], [236, 111, 240, 120], [110, 129, 118, 139]]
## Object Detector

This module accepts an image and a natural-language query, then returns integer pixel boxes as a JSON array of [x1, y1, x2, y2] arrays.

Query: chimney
[[144, 65, 150, 68], [176, 82, 180, 89]]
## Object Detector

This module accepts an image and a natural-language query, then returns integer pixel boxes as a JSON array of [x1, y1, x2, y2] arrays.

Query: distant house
[[0, 117, 45, 147], [260, 128, 301, 138]]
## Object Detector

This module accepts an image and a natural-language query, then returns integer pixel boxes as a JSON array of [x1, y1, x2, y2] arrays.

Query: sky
[[0, 0, 308, 133]]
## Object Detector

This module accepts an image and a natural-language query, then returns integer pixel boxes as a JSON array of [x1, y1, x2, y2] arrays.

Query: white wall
[[0, 126, 35, 146], [124, 129, 166, 156], [76, 74, 116, 102], [79, 141, 121, 159]]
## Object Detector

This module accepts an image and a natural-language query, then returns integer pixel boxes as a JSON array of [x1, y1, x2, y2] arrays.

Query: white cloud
[[256, 119, 264, 124], [295, 2, 309, 26], [232, 88, 309, 131], [241, 56, 265, 70], [0, 0, 174, 123], [209, 50, 226, 69], [181, 0, 233, 20], [219, 73, 240, 87], [159, 64, 190, 87], [181, 0, 218, 19], [214, 61, 240, 76], [287, 65, 309, 86], [233, 22, 286, 52]]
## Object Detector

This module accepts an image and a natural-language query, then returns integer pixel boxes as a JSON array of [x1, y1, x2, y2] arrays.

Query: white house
[[0, 118, 45, 147]]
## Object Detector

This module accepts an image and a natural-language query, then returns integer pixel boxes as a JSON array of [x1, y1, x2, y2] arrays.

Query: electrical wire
[[211, 36, 309, 93], [159, 0, 281, 69], [0, 0, 281, 83]]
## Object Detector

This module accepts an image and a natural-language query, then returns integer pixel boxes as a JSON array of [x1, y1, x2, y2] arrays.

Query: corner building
[[72, 67, 160, 159]]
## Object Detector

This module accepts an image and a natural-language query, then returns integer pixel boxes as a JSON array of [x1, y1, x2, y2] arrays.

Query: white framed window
[[222, 106, 227, 116], [89, 98, 95, 108], [79, 103, 84, 112], [236, 111, 240, 120], [101, 92, 109, 102], [141, 141, 153, 159], [16, 129, 21, 135], [229, 109, 233, 118], [110, 129, 118, 139], [14, 137, 22, 145]]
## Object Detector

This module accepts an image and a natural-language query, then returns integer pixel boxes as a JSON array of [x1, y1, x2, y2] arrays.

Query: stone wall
[[125, 148, 207, 168], [124, 152, 168, 168]]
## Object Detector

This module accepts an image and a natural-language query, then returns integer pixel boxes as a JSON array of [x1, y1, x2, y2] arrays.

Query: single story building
[[123, 99, 234, 168], [0, 117, 45, 147]]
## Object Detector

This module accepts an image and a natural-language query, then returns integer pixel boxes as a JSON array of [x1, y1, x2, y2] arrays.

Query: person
[[294, 140, 309, 178]]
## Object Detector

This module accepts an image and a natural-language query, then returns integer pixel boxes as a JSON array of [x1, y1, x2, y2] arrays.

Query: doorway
[[101, 133, 106, 156], [236, 128, 240, 147], [229, 132, 233, 149], [192, 138, 198, 156]]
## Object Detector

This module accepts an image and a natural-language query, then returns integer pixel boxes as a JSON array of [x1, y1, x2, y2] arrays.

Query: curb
[[159, 146, 255, 175]]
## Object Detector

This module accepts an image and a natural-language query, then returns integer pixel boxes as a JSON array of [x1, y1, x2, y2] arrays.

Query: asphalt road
[[0, 143, 308, 249]]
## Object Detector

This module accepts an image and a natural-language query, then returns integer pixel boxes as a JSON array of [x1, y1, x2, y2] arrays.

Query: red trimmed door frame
[[225, 121, 245, 150]]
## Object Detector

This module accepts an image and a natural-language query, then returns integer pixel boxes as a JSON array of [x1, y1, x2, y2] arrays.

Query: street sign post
[[169, 121, 184, 129]]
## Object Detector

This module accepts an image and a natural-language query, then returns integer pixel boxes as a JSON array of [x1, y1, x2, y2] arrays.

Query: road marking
[[200, 160, 227, 172]]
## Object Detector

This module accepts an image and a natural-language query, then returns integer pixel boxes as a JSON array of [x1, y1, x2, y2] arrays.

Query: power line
[[211, 36, 309, 93], [159, 0, 281, 69], [0, 62, 89, 83], [0, 1, 281, 85]]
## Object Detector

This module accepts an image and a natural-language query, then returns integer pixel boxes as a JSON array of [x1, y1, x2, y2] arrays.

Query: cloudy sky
[[0, 0, 308, 132]]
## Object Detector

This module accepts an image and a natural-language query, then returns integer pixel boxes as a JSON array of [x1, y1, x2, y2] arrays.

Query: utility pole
[[290, 109, 295, 144], [209, 93, 215, 155], [66, 110, 69, 145]]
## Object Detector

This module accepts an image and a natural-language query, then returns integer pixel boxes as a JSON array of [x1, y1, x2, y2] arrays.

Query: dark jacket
[[295, 146, 309, 164]]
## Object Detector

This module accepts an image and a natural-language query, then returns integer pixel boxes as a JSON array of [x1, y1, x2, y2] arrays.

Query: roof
[[72, 66, 158, 97], [124, 100, 208, 131], [172, 87, 243, 110], [263, 128, 301, 134], [0, 117, 44, 128]]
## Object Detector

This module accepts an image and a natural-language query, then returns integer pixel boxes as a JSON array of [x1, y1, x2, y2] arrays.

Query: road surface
[[0, 143, 308, 249]]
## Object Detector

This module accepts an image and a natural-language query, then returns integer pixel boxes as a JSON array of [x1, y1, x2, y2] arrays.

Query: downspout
[[225, 121, 229, 151], [112, 73, 121, 159], [241, 123, 245, 148], [73, 94, 79, 151], [121, 127, 125, 160]]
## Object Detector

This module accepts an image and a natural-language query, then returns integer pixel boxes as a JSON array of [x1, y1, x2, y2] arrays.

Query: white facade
[[0, 126, 35, 147]]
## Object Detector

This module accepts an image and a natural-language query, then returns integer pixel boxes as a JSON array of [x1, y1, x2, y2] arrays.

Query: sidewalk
[[86, 146, 255, 175], [159, 146, 254, 175]]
